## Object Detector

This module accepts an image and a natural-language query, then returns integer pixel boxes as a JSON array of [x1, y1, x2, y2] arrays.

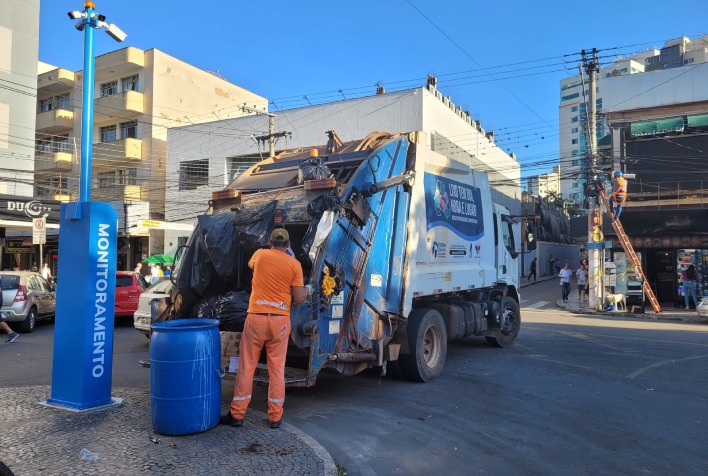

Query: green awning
[[687, 114, 708, 128], [630, 118, 684, 137]]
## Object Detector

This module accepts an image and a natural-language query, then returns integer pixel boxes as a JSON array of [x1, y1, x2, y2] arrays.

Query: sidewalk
[[0, 386, 337, 476], [520, 274, 705, 323]]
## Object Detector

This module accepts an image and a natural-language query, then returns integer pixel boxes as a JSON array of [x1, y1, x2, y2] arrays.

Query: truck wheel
[[20, 307, 37, 333], [485, 297, 520, 348], [399, 308, 447, 382]]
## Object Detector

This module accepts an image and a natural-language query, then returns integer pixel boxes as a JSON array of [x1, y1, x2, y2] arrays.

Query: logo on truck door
[[424, 174, 484, 240]]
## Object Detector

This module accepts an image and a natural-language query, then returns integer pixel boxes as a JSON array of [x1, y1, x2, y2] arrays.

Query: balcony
[[94, 91, 144, 120], [93, 185, 144, 202], [35, 151, 74, 173], [37, 68, 75, 94], [94, 47, 144, 81], [36, 109, 74, 133], [93, 138, 143, 162]]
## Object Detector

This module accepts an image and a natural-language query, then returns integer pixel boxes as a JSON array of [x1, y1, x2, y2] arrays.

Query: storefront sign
[[0, 195, 61, 224], [6, 240, 31, 253]]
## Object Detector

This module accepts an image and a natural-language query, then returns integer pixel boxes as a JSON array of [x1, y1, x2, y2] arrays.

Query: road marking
[[627, 354, 708, 379], [525, 301, 549, 309]]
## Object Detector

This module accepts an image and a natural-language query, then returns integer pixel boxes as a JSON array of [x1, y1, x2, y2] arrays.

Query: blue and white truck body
[[173, 131, 520, 386]]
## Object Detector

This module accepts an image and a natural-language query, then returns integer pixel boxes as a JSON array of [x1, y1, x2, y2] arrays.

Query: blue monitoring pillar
[[46, 3, 121, 411], [47, 202, 119, 409]]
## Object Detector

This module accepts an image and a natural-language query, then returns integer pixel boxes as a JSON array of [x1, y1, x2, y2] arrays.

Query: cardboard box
[[221, 331, 242, 371]]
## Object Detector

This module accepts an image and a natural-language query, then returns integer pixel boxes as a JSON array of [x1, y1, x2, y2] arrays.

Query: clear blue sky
[[38, 0, 708, 182]]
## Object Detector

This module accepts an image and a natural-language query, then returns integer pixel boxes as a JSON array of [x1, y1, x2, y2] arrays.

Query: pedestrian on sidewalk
[[559, 263, 573, 302], [222, 228, 308, 429], [555, 258, 562, 275], [548, 255, 555, 275], [0, 276, 19, 343], [576, 263, 588, 303], [683, 264, 698, 310], [528, 258, 537, 282]]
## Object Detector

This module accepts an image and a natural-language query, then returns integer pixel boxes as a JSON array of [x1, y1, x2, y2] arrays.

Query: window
[[571, 138, 578, 145], [37, 139, 52, 154], [120, 120, 138, 139], [572, 183, 579, 189], [684, 58, 694, 65], [39, 98, 53, 112], [571, 160, 579, 167], [56, 93, 70, 110], [98, 168, 137, 187], [100, 125, 117, 142], [571, 116, 578, 123], [571, 127, 578, 133], [101, 80, 118, 97], [121, 75, 139, 92], [179, 159, 209, 191], [571, 149, 578, 156], [571, 106, 578, 112], [36, 177, 68, 197], [55, 135, 70, 152], [561, 93, 580, 102], [501, 217, 515, 256]]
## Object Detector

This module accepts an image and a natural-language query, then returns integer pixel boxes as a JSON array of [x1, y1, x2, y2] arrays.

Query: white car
[[133, 278, 173, 337], [697, 298, 708, 318]]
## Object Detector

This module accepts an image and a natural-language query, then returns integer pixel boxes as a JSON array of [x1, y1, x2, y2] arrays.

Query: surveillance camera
[[105, 23, 127, 42], [75, 20, 85, 31], [67, 10, 83, 20]]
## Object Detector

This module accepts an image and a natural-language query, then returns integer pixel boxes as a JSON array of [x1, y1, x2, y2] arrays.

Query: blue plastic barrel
[[150, 319, 222, 435]]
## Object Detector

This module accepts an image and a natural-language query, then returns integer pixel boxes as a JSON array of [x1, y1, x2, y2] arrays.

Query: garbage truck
[[169, 130, 520, 386]]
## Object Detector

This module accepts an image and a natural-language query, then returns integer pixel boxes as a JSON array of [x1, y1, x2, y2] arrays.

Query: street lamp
[[46, 2, 127, 412]]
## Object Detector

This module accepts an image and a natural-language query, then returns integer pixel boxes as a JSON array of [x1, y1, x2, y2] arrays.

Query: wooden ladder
[[596, 184, 662, 313]]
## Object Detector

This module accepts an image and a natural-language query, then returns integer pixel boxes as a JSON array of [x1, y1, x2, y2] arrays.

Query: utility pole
[[581, 48, 604, 311], [238, 104, 290, 158]]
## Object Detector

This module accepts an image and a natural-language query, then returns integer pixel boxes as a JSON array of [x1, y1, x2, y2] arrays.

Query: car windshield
[[116, 275, 134, 287], [0, 275, 21, 290], [148, 279, 172, 294]]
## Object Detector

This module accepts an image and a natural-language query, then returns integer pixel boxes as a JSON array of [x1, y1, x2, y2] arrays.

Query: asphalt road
[[2, 280, 708, 475]]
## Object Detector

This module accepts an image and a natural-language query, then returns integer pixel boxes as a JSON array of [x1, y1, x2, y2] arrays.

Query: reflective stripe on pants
[[230, 312, 290, 422]]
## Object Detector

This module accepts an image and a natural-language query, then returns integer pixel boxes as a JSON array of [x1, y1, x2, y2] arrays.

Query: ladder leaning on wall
[[596, 183, 662, 313]]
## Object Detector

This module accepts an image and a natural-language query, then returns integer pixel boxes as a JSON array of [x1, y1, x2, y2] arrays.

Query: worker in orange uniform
[[221, 228, 307, 429], [609, 170, 627, 219]]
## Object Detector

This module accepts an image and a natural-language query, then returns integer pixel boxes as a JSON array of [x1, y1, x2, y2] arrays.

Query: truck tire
[[399, 308, 447, 382], [485, 297, 520, 348]]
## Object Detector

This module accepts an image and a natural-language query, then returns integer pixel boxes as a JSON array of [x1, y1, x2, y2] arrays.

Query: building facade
[[0, 0, 40, 197], [165, 83, 522, 258], [31, 47, 266, 270], [526, 165, 560, 199], [558, 35, 708, 205]]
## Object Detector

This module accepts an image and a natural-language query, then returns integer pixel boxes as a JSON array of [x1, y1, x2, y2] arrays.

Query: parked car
[[697, 298, 708, 318], [115, 271, 149, 319], [133, 278, 173, 337], [0, 271, 56, 333]]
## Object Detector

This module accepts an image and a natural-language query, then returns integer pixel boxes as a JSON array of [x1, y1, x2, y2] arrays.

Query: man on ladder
[[609, 171, 627, 219]]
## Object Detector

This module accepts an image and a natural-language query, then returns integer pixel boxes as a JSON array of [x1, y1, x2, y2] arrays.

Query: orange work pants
[[230, 313, 290, 422]]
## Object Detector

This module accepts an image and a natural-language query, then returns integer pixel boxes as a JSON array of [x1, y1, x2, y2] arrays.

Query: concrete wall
[[0, 0, 39, 197]]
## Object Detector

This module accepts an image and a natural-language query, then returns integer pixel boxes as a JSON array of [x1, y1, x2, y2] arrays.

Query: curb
[[554, 299, 706, 323]]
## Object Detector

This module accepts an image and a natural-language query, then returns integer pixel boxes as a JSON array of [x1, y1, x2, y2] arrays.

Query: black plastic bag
[[190, 225, 214, 297], [193, 295, 220, 318], [235, 201, 277, 250], [198, 213, 238, 282], [298, 158, 331, 183], [302, 193, 342, 255], [215, 291, 250, 332]]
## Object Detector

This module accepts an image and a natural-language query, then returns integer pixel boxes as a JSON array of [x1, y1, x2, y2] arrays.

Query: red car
[[114, 271, 149, 318]]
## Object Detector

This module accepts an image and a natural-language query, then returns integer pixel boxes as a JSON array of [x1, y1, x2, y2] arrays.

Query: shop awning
[[630, 118, 684, 137]]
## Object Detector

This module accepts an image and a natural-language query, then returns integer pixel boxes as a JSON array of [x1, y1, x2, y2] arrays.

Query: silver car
[[133, 278, 173, 337], [0, 271, 56, 333]]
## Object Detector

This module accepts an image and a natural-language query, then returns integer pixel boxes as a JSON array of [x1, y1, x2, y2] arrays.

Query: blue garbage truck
[[171, 131, 520, 386]]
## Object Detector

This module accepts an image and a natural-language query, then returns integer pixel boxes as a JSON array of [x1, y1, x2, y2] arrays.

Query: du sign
[[33, 217, 46, 245]]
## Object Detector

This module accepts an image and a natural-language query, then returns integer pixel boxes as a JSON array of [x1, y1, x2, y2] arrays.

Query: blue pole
[[79, 6, 96, 202]]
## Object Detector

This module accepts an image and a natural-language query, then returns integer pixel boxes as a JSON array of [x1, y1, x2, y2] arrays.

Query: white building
[[558, 35, 708, 204], [0, 0, 40, 197], [165, 84, 521, 257], [526, 166, 560, 198]]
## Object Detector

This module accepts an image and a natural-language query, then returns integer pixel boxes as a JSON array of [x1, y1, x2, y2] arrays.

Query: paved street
[[2, 280, 708, 475]]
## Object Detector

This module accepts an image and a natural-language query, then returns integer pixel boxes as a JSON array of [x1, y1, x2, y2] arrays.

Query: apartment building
[[0, 0, 40, 197], [164, 82, 521, 258], [526, 166, 560, 199], [558, 35, 708, 204], [34, 47, 266, 269]]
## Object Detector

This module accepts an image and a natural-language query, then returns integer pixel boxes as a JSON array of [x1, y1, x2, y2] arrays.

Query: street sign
[[33, 217, 46, 245]]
